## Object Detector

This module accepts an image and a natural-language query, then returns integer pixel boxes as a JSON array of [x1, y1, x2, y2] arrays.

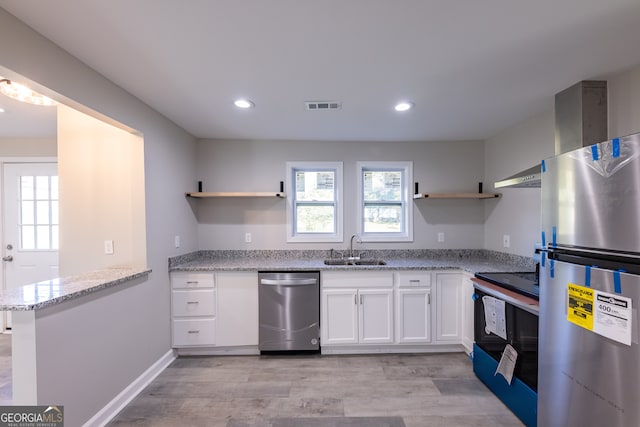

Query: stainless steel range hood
[[494, 80, 608, 189]]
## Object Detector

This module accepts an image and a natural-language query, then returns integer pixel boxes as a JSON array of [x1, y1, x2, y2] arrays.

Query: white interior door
[[3, 162, 59, 329]]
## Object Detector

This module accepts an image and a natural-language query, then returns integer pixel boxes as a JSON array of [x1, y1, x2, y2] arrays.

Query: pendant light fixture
[[0, 79, 56, 106]]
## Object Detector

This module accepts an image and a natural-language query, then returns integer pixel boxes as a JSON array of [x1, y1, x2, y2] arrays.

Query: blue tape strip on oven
[[612, 138, 620, 158], [591, 144, 599, 161]]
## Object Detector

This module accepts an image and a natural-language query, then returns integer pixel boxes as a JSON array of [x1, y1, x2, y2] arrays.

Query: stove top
[[474, 271, 539, 300]]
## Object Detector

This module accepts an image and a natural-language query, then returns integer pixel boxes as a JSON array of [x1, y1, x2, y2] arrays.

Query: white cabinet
[[461, 271, 475, 353], [395, 272, 432, 343], [321, 271, 394, 346], [435, 272, 463, 343], [215, 271, 259, 347], [171, 272, 216, 347]]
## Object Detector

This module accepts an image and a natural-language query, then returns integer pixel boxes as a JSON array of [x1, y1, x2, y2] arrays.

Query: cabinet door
[[359, 289, 394, 344], [435, 273, 462, 342], [461, 272, 475, 353], [322, 289, 358, 345], [396, 288, 431, 343], [216, 271, 259, 347]]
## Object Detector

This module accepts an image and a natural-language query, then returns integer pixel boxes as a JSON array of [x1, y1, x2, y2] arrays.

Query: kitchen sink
[[323, 259, 386, 266]]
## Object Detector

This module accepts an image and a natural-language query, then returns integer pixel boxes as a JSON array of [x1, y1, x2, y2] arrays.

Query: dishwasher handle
[[260, 278, 318, 286]]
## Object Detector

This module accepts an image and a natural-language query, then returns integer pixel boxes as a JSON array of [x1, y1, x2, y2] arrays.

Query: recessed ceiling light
[[394, 101, 414, 112], [234, 99, 254, 109]]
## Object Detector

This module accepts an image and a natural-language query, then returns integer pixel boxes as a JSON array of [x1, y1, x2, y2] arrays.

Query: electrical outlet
[[104, 240, 114, 255], [174, 235, 181, 248], [437, 232, 445, 243], [503, 234, 510, 248], [245, 233, 252, 243]]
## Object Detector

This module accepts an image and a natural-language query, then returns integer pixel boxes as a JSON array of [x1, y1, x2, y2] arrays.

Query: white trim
[[286, 161, 344, 243], [82, 349, 176, 427], [356, 161, 413, 242]]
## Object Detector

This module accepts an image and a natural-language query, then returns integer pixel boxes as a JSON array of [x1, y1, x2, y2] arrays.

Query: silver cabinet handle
[[409, 279, 420, 284], [428, 294, 431, 305], [186, 281, 199, 284], [186, 301, 199, 304], [354, 294, 357, 304], [2, 255, 13, 262], [187, 330, 200, 334], [360, 294, 363, 305]]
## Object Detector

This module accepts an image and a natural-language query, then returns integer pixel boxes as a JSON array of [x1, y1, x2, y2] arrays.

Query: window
[[20, 175, 59, 250], [287, 162, 343, 242], [357, 161, 413, 242]]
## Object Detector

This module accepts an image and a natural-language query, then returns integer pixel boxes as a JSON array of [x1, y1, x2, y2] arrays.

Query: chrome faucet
[[349, 233, 362, 259]]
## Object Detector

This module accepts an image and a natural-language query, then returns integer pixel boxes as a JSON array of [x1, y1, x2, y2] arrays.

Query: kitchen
[[1, 2, 640, 426]]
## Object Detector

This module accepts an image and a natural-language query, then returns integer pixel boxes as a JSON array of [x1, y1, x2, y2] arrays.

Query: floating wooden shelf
[[413, 192, 501, 200], [186, 192, 286, 198]]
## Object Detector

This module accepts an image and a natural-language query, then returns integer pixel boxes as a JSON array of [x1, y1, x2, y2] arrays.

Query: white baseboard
[[82, 349, 176, 427]]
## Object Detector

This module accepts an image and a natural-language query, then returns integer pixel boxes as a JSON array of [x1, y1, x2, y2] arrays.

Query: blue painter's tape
[[552, 226, 557, 247], [614, 271, 622, 294], [472, 293, 479, 301], [612, 138, 620, 158], [541, 159, 546, 173], [541, 231, 546, 247], [585, 266, 591, 287], [550, 259, 555, 278], [591, 145, 599, 161], [541, 253, 545, 267]]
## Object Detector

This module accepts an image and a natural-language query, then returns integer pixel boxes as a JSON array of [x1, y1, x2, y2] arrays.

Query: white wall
[[0, 138, 57, 157], [0, 8, 198, 426], [195, 139, 489, 250], [58, 105, 146, 275]]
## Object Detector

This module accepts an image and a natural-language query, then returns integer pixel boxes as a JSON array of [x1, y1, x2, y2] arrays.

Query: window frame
[[356, 161, 413, 242], [286, 161, 343, 243]]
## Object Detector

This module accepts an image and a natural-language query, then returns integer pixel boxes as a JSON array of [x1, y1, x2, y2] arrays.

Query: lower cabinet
[[321, 271, 394, 346], [171, 272, 216, 347], [396, 288, 432, 343], [216, 271, 259, 347], [171, 271, 258, 350], [435, 272, 463, 343], [461, 271, 475, 353]]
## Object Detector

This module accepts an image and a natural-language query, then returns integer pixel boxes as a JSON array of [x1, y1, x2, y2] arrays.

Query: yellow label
[[567, 283, 594, 330]]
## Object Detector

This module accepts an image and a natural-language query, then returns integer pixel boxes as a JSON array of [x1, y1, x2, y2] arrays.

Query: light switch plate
[[503, 234, 510, 248], [104, 240, 114, 255], [437, 232, 445, 243]]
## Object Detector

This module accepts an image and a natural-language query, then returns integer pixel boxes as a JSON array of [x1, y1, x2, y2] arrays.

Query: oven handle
[[473, 283, 539, 316]]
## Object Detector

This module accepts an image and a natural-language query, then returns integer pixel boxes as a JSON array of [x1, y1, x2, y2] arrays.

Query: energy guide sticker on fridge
[[567, 283, 594, 330]]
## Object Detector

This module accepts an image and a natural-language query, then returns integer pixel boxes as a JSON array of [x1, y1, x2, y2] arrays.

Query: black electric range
[[474, 271, 539, 300]]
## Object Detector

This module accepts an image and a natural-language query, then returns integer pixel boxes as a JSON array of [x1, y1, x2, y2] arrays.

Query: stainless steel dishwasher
[[258, 271, 320, 352]]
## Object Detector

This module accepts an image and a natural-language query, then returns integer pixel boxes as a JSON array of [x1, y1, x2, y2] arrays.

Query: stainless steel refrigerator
[[539, 132, 640, 426]]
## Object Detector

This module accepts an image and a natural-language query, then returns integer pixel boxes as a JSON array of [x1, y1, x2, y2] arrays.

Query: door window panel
[[19, 175, 59, 250]]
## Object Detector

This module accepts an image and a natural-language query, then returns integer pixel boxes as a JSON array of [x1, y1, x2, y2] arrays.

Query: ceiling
[[2, 0, 640, 142]]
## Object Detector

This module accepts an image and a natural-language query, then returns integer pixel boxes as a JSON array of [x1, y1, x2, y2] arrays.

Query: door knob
[[2, 255, 13, 262]]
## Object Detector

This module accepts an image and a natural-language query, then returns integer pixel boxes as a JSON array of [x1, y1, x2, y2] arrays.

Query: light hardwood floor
[[0, 335, 524, 426], [108, 352, 524, 427]]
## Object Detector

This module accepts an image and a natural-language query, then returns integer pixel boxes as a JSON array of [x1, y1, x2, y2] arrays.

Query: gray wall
[[0, 138, 57, 157], [0, 8, 197, 426], [483, 63, 640, 257], [195, 139, 489, 250]]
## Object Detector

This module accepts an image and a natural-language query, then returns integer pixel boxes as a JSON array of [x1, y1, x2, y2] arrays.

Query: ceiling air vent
[[305, 101, 342, 111]]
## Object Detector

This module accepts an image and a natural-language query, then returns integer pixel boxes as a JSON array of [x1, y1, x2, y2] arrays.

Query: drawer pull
[[186, 281, 199, 284], [186, 301, 199, 304], [409, 279, 421, 284], [187, 330, 200, 334]]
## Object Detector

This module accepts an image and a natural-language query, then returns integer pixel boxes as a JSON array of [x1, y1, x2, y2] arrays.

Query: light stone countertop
[[0, 266, 151, 311], [169, 249, 536, 275]]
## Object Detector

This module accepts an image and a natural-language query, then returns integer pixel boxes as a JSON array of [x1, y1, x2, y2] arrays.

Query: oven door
[[474, 288, 538, 390]]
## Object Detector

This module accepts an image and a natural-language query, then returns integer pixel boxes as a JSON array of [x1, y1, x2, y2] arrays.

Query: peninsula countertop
[[169, 249, 535, 274], [0, 266, 151, 311]]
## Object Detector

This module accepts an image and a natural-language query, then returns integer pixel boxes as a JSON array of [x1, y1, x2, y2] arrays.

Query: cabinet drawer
[[171, 272, 215, 289], [172, 318, 216, 347], [395, 272, 431, 288], [172, 289, 216, 317]]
